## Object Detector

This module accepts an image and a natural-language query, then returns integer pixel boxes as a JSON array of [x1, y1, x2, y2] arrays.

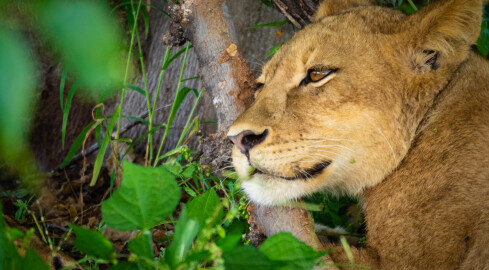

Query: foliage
[[1, 0, 489, 269], [0, 204, 50, 270]]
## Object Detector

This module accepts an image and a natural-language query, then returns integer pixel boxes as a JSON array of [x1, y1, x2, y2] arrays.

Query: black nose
[[228, 129, 268, 154]]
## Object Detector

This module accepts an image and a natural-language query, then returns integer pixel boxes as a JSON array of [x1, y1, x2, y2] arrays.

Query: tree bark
[[171, 0, 256, 133], [271, 0, 320, 28]]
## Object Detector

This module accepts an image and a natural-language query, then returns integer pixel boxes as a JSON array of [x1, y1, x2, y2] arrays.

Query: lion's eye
[[310, 70, 330, 82], [301, 68, 337, 86]]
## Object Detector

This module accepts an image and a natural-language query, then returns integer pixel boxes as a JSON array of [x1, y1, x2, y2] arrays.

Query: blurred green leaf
[[0, 28, 37, 165], [164, 205, 199, 268], [187, 188, 223, 230], [0, 204, 50, 270], [259, 232, 327, 270], [37, 0, 124, 94], [260, 0, 274, 7], [71, 224, 116, 261], [102, 161, 180, 231], [217, 221, 244, 252], [108, 262, 141, 270], [128, 231, 153, 260], [223, 246, 284, 270], [0, 204, 22, 269], [477, 7, 489, 57], [19, 248, 50, 270]]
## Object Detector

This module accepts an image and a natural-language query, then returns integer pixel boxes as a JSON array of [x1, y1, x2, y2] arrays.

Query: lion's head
[[228, 0, 483, 205]]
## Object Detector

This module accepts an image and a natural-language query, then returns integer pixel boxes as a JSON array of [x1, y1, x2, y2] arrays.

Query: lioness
[[228, 0, 489, 268]]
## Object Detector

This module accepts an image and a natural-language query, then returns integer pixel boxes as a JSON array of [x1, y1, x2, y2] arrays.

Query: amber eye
[[310, 70, 330, 81], [301, 68, 337, 86]]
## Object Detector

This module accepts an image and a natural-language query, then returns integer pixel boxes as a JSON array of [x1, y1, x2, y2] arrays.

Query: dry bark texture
[[271, 0, 320, 28], [178, 0, 256, 132], [247, 203, 338, 269]]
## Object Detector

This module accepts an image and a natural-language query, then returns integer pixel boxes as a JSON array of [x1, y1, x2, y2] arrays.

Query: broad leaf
[[223, 246, 285, 270], [164, 206, 199, 268], [217, 221, 244, 252], [187, 189, 223, 229], [19, 249, 50, 270], [71, 225, 115, 261], [259, 233, 327, 270], [128, 231, 153, 259], [102, 161, 180, 231]]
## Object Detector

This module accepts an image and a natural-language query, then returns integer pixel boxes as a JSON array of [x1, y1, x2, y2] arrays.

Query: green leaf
[[108, 262, 141, 270], [0, 204, 22, 269], [121, 115, 149, 126], [20, 249, 50, 270], [0, 28, 36, 165], [183, 186, 197, 198], [248, 19, 289, 29], [477, 18, 489, 57], [128, 231, 153, 259], [37, 1, 124, 93], [163, 45, 194, 70], [102, 161, 181, 231], [91, 105, 120, 186], [71, 225, 115, 261], [260, 0, 274, 7], [121, 124, 166, 160], [164, 206, 199, 268], [59, 67, 68, 110], [217, 221, 244, 252], [126, 84, 147, 96], [223, 246, 285, 270], [187, 189, 223, 230], [60, 120, 102, 168], [267, 43, 283, 58], [61, 81, 80, 148], [259, 233, 327, 270]]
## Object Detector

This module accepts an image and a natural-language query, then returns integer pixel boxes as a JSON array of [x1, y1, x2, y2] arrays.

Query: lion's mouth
[[251, 161, 331, 181]]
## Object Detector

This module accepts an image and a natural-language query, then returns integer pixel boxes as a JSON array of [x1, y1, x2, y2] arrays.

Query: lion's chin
[[241, 174, 316, 206]]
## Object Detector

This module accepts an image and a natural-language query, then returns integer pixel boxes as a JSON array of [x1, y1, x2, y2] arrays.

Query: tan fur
[[228, 0, 489, 268]]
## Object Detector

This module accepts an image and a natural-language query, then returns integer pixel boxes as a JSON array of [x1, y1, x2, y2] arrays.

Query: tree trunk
[[270, 0, 320, 28], [166, 1, 337, 267]]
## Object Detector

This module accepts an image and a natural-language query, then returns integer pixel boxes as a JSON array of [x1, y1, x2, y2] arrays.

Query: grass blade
[[59, 67, 68, 110], [59, 119, 103, 169], [121, 124, 166, 160], [267, 43, 283, 58], [61, 81, 80, 149], [248, 19, 289, 29], [125, 84, 147, 96], [91, 106, 120, 186], [154, 43, 192, 166]]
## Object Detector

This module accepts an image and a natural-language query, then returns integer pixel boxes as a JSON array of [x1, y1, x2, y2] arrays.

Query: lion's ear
[[407, 0, 483, 72], [314, 0, 375, 20]]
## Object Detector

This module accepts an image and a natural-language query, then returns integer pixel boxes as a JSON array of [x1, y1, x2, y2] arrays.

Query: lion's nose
[[228, 129, 268, 154]]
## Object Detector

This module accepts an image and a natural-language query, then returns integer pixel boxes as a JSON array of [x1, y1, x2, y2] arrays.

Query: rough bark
[[271, 0, 320, 28], [247, 202, 338, 269], [179, 0, 256, 133]]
